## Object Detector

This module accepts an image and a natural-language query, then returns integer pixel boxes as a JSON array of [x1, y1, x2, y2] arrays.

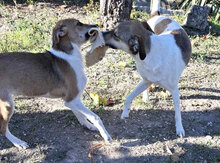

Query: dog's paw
[[121, 110, 129, 120], [82, 120, 98, 131], [87, 124, 98, 131], [104, 135, 112, 143], [13, 140, 29, 149], [176, 126, 185, 137]]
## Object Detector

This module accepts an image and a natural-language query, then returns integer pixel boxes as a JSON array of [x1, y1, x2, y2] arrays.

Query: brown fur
[[0, 90, 13, 135], [0, 52, 78, 100], [52, 18, 94, 54], [171, 29, 192, 65], [130, 20, 152, 60], [154, 18, 172, 35]]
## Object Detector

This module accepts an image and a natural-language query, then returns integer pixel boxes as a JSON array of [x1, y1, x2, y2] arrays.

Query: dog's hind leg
[[65, 99, 112, 142], [121, 80, 151, 119], [169, 87, 185, 137], [142, 90, 149, 103], [0, 90, 28, 149]]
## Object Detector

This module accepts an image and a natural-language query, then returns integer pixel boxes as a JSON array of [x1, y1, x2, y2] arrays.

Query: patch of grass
[[0, 9, 57, 53], [191, 35, 220, 62]]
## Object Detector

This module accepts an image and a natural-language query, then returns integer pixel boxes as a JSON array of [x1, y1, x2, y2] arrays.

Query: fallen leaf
[[148, 84, 155, 92], [100, 96, 107, 106], [106, 98, 115, 106], [90, 92, 100, 106], [89, 92, 107, 106], [88, 143, 103, 163]]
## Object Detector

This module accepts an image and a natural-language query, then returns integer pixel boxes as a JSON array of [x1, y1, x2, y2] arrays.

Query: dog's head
[[103, 20, 153, 60], [52, 18, 97, 54]]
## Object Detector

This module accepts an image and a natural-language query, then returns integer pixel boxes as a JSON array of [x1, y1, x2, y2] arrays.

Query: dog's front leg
[[65, 99, 112, 142], [71, 110, 98, 131], [170, 87, 185, 137], [121, 80, 151, 119]]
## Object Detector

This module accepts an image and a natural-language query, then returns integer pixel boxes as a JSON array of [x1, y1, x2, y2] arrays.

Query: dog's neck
[[49, 43, 82, 61], [52, 39, 82, 55]]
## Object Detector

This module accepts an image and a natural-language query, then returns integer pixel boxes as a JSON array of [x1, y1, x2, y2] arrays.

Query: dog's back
[[0, 52, 69, 97], [147, 1, 191, 65], [148, 16, 181, 35]]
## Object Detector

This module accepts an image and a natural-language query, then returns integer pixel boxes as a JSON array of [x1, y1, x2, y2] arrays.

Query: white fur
[[3, 93, 29, 149], [50, 44, 86, 98], [142, 89, 149, 102], [151, 0, 161, 14], [135, 34, 185, 88], [121, 16, 188, 137], [5, 127, 29, 149], [49, 45, 112, 142], [65, 100, 112, 141]]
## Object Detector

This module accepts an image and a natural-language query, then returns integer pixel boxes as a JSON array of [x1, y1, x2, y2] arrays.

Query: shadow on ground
[[0, 102, 219, 162]]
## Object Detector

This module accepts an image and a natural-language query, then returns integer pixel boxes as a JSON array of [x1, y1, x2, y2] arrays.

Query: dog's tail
[[150, 0, 160, 17]]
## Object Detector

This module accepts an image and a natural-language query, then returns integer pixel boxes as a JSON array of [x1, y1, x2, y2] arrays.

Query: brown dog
[[0, 18, 112, 149]]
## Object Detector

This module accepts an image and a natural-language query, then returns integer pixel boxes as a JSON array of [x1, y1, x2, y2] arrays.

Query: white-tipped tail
[[151, 0, 161, 15]]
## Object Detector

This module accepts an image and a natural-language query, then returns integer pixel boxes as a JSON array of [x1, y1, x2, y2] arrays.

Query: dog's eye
[[77, 22, 83, 26]]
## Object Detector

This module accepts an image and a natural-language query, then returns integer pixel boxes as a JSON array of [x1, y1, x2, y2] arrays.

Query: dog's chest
[[49, 47, 87, 92], [68, 57, 87, 91], [135, 55, 163, 84]]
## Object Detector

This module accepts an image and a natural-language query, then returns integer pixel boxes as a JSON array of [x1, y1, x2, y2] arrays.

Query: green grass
[[0, 7, 57, 53], [0, 5, 219, 63]]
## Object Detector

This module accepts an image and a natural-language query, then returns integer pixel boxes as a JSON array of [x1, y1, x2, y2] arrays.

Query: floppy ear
[[142, 21, 154, 33], [137, 36, 146, 60], [53, 25, 68, 45]]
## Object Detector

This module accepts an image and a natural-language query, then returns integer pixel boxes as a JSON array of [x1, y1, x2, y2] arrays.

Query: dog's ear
[[129, 35, 146, 60], [141, 21, 154, 33], [137, 36, 146, 60], [53, 25, 68, 45]]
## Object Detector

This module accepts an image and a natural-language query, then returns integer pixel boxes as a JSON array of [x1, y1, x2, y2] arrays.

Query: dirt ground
[[0, 2, 220, 163]]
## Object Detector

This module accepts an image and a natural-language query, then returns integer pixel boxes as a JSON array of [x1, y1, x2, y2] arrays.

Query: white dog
[[98, 0, 192, 137]]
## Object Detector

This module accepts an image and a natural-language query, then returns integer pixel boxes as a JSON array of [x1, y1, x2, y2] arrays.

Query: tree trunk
[[100, 0, 132, 29]]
